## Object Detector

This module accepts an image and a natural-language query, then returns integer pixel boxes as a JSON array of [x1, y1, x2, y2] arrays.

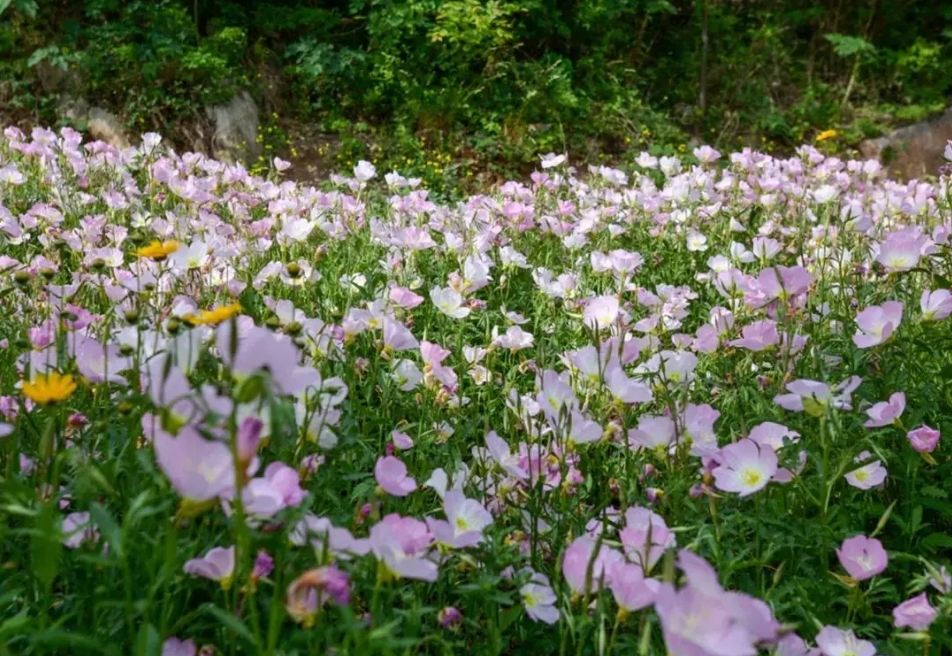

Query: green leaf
[[921, 533, 952, 550], [89, 502, 123, 559], [202, 603, 257, 646], [136, 623, 161, 656], [824, 33, 875, 57], [0, 611, 30, 641], [498, 605, 522, 633], [32, 503, 62, 590]]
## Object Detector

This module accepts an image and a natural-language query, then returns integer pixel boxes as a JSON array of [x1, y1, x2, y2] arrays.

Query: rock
[[206, 90, 262, 166], [55, 96, 131, 150], [87, 106, 131, 149], [859, 109, 952, 180]]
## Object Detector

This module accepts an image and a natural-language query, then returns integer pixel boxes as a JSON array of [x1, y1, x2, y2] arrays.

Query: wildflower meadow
[[1, 126, 952, 656]]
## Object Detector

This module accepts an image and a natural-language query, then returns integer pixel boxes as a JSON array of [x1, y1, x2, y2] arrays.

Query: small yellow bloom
[[136, 240, 180, 261], [816, 129, 838, 142], [183, 303, 242, 326], [23, 371, 77, 405]]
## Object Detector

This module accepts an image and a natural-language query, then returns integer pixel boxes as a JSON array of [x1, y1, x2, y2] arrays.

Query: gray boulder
[[206, 90, 262, 166], [859, 109, 952, 180]]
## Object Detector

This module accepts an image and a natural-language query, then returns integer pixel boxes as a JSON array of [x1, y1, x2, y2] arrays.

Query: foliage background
[[2, 0, 952, 187]]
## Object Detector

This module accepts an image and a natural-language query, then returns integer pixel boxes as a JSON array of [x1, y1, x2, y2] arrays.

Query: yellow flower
[[816, 129, 838, 142], [183, 303, 242, 326], [23, 371, 77, 405], [136, 240, 180, 261]]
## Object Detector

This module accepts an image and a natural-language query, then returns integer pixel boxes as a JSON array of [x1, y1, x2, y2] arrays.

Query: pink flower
[[920, 289, 952, 321], [263, 462, 307, 506], [389, 285, 425, 309], [844, 451, 887, 490], [285, 565, 351, 628], [815, 627, 875, 656], [391, 430, 414, 450], [774, 634, 815, 656], [485, 430, 529, 480], [712, 439, 778, 497], [682, 403, 720, 457], [836, 535, 888, 581], [908, 425, 940, 453], [655, 583, 759, 656], [863, 392, 905, 427], [426, 490, 493, 549], [162, 638, 197, 656], [369, 514, 436, 581], [876, 227, 931, 272], [438, 606, 463, 629], [216, 324, 308, 395], [627, 414, 676, 452], [852, 301, 903, 348], [290, 515, 371, 559], [693, 324, 719, 353], [774, 376, 861, 415], [892, 592, 937, 631], [383, 317, 418, 352], [583, 295, 620, 330], [184, 546, 236, 589], [375, 456, 418, 497], [748, 422, 800, 451], [492, 325, 534, 350], [608, 562, 660, 611], [728, 320, 780, 351], [73, 334, 130, 385], [562, 536, 625, 595], [619, 506, 676, 572], [252, 550, 275, 581], [62, 512, 99, 549], [604, 362, 653, 404], [154, 425, 234, 503]]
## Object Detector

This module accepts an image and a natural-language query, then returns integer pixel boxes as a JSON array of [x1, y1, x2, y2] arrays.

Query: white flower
[[354, 160, 377, 182], [540, 153, 567, 169], [492, 325, 534, 350], [430, 286, 471, 319], [686, 231, 708, 252]]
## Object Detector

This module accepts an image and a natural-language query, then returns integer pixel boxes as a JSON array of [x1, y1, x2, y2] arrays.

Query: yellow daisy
[[183, 303, 242, 326], [816, 129, 838, 142], [136, 240, 180, 261], [22, 371, 77, 405]]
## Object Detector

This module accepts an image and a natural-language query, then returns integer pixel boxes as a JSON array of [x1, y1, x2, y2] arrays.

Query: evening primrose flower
[[774, 376, 862, 415], [426, 490, 493, 549], [920, 288, 952, 321], [22, 371, 77, 405], [876, 227, 931, 273], [183, 303, 241, 326], [619, 506, 676, 571], [520, 571, 559, 624], [711, 439, 777, 497], [907, 424, 940, 453], [430, 286, 470, 319], [562, 536, 624, 595], [844, 451, 887, 490], [183, 545, 236, 590], [852, 301, 903, 348], [62, 512, 99, 549], [374, 456, 418, 497], [892, 593, 937, 631], [136, 240, 180, 261], [815, 627, 875, 656], [583, 295, 620, 330], [836, 535, 888, 581]]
